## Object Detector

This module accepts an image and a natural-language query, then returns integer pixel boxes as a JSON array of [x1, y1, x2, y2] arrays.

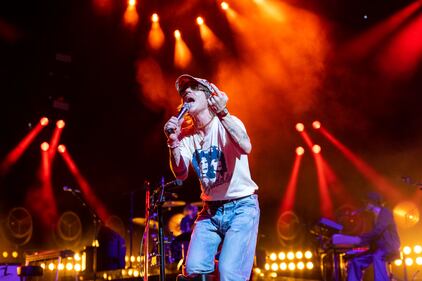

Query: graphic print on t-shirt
[[192, 145, 228, 194]]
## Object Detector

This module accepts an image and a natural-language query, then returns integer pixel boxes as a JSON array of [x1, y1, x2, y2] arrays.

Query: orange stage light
[[41, 142, 50, 152], [174, 30, 192, 68], [174, 30, 181, 39], [221, 2, 229, 10], [196, 17, 204, 25], [151, 13, 159, 23], [123, 0, 138, 27], [312, 144, 321, 154], [295, 123, 304, 132]]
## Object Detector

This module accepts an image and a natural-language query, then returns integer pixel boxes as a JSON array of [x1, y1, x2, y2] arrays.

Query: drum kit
[[131, 200, 202, 277]]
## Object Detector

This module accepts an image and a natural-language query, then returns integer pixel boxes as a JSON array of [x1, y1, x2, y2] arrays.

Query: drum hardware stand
[[142, 177, 183, 281], [66, 186, 101, 281]]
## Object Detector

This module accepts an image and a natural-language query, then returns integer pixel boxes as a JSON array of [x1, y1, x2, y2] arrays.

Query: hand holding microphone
[[164, 103, 190, 147]]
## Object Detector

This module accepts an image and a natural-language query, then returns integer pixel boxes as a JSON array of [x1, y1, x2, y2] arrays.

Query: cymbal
[[190, 201, 203, 207], [162, 201, 186, 208], [132, 217, 158, 229]]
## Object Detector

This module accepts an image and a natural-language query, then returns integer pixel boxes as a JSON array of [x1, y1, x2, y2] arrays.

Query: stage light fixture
[[278, 252, 286, 260], [405, 257, 413, 266], [56, 120, 65, 129], [174, 30, 181, 39], [295, 123, 304, 132], [40, 117, 49, 126], [57, 144, 66, 153], [271, 263, 279, 271], [196, 16, 204, 25], [416, 257, 422, 265], [41, 142, 50, 152], [403, 246, 411, 255], [295, 251, 303, 259], [306, 261, 314, 270], [312, 144, 321, 154], [221, 2, 229, 10], [288, 262, 295, 271], [296, 146, 305, 156], [269, 252, 277, 261], [280, 262, 287, 271], [128, 0, 136, 7], [312, 121, 321, 129], [414, 245, 422, 254], [151, 13, 159, 23], [287, 251, 294, 260], [297, 261, 305, 270], [304, 250, 313, 259]]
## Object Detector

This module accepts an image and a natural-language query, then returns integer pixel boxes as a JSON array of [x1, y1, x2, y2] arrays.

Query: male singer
[[347, 192, 400, 281], [164, 74, 260, 281]]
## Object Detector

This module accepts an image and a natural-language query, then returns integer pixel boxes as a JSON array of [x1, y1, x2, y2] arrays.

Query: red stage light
[[296, 146, 305, 156], [312, 121, 321, 129], [56, 120, 65, 129], [57, 144, 66, 153], [295, 123, 304, 132], [312, 144, 321, 154], [40, 117, 49, 127], [41, 142, 50, 152]]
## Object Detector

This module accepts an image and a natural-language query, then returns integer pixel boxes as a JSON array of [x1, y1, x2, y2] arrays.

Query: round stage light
[[312, 121, 321, 129], [57, 144, 66, 153], [174, 30, 181, 39], [196, 17, 204, 25], [296, 146, 305, 156], [312, 144, 321, 154], [40, 117, 49, 126], [41, 142, 49, 152], [56, 120, 65, 129], [221, 2, 229, 10], [151, 13, 159, 23], [295, 123, 304, 132]]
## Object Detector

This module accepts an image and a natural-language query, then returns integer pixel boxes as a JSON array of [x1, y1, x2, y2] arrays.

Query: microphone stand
[[66, 188, 101, 281], [157, 177, 166, 281]]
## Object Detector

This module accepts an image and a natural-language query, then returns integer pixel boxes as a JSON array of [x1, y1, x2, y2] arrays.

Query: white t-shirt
[[178, 116, 258, 201]]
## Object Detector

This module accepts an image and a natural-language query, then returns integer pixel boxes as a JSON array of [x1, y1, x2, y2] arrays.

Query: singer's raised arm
[[219, 114, 252, 154]]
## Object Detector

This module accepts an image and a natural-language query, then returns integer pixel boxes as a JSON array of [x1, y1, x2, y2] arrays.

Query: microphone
[[161, 179, 183, 190], [349, 207, 365, 216], [165, 103, 190, 135], [63, 186, 81, 193]]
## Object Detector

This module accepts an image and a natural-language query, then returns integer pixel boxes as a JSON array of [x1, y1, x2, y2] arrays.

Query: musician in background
[[180, 204, 198, 234], [347, 192, 400, 281]]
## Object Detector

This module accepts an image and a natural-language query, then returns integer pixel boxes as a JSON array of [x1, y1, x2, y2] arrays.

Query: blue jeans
[[347, 249, 390, 281], [185, 194, 260, 281]]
